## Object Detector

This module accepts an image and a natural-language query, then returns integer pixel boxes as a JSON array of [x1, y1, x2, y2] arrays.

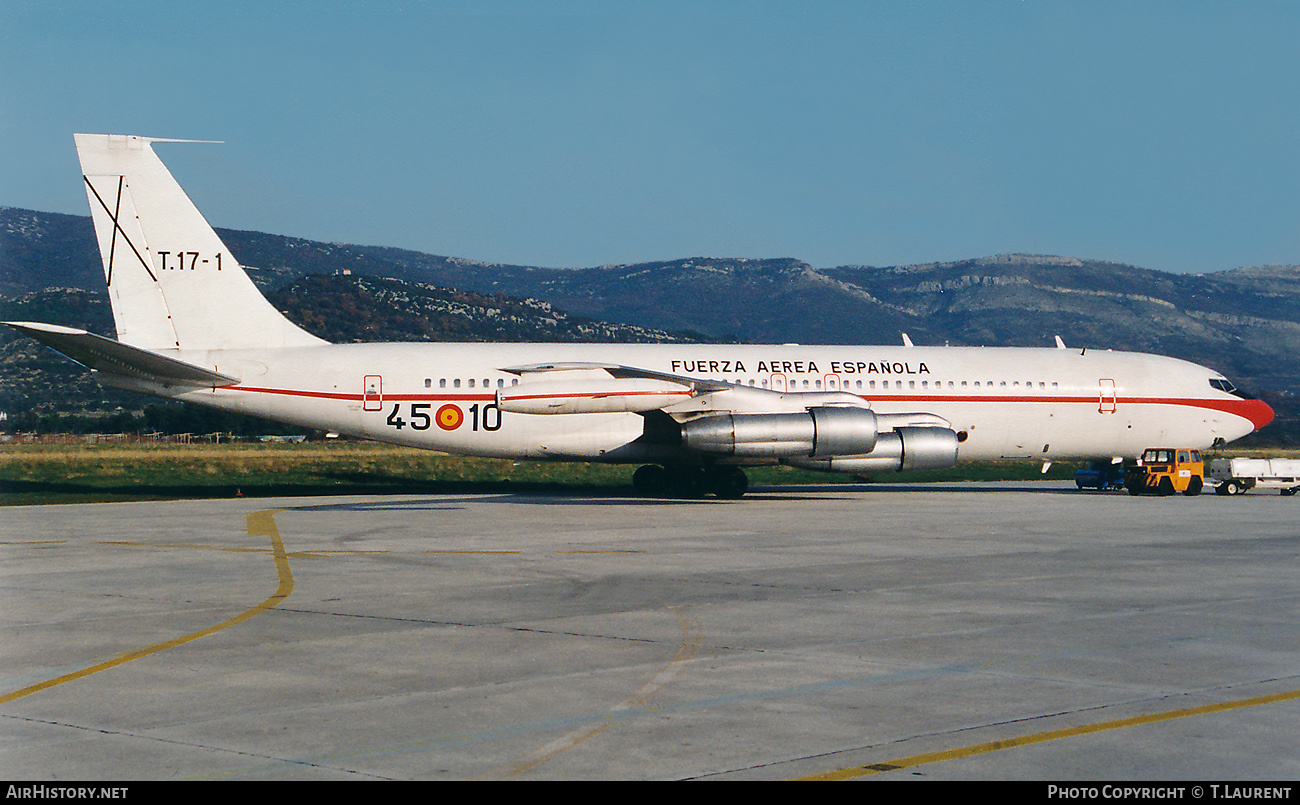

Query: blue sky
[[4, 1, 1300, 273]]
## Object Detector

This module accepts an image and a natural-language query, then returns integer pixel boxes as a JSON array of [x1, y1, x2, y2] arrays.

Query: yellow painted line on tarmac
[[0, 508, 294, 705], [798, 687, 1300, 780]]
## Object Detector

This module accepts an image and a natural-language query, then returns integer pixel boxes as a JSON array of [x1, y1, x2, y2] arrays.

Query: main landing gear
[[632, 464, 749, 499]]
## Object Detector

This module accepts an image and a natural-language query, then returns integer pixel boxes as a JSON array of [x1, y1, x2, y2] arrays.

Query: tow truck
[[1124, 448, 1204, 496]]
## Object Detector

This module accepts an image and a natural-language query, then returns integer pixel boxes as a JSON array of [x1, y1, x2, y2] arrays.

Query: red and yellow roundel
[[436, 403, 464, 431]]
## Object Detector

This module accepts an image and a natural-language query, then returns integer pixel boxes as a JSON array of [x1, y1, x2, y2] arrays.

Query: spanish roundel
[[436, 403, 464, 430]]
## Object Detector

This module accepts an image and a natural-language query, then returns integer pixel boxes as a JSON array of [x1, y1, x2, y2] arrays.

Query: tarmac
[[2, 482, 1298, 781]]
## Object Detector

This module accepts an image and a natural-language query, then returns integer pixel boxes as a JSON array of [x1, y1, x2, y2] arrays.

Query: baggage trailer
[[1210, 458, 1300, 496]]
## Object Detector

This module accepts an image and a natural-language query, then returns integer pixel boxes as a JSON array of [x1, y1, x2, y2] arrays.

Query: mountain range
[[2, 206, 1297, 441]]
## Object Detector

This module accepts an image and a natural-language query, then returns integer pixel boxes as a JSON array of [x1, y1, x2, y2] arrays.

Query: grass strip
[[1, 441, 1096, 505]]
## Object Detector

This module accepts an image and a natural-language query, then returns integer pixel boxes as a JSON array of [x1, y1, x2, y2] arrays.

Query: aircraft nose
[[1241, 398, 1275, 432]]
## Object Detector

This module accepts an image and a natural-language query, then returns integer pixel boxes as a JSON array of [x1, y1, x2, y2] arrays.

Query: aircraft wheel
[[668, 467, 709, 499], [632, 465, 668, 496], [709, 466, 749, 500]]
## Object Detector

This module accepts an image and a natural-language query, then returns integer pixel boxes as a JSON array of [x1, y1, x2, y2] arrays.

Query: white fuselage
[[126, 341, 1269, 465]]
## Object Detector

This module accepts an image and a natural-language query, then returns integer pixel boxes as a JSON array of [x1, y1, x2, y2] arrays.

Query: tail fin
[[75, 133, 326, 351]]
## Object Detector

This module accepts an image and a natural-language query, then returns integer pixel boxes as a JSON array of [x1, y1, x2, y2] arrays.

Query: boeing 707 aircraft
[[5, 134, 1275, 498]]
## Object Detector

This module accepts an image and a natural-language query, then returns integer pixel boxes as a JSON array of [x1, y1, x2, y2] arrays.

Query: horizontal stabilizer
[[5, 321, 238, 387]]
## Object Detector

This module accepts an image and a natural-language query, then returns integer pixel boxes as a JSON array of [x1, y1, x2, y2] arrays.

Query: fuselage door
[[363, 375, 383, 412], [1099, 378, 1117, 414]]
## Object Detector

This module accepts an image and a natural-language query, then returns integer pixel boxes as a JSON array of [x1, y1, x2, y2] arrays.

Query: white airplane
[[6, 134, 1275, 498]]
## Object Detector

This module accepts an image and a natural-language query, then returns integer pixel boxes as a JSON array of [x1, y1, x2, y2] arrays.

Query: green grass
[[0, 441, 1096, 505]]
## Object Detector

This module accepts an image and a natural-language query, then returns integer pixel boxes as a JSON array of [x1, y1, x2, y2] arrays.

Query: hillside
[[3, 206, 1298, 442], [264, 274, 710, 344], [0, 274, 706, 424]]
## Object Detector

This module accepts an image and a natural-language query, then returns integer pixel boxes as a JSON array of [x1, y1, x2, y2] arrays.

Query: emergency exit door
[[1098, 378, 1117, 413], [363, 375, 383, 411]]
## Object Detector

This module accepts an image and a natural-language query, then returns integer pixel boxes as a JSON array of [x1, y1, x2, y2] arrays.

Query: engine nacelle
[[680, 406, 879, 458], [785, 426, 959, 473]]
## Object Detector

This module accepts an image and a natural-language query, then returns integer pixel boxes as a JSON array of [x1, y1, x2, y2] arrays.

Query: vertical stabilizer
[[75, 134, 326, 351]]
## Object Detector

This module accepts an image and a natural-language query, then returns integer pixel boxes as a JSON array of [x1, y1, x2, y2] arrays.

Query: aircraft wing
[[502, 361, 733, 391], [496, 358, 958, 471], [497, 360, 873, 417], [6, 321, 238, 387]]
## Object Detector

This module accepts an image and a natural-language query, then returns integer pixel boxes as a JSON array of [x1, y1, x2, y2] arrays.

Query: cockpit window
[[1209, 378, 1252, 399]]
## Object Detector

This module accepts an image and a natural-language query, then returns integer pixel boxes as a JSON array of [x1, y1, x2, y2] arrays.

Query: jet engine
[[785, 426, 960, 473], [679, 406, 880, 458], [678, 405, 959, 472]]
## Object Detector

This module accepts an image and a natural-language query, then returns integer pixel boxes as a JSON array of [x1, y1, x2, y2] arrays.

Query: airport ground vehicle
[[1210, 458, 1300, 496], [1125, 448, 1204, 496], [1075, 460, 1126, 490]]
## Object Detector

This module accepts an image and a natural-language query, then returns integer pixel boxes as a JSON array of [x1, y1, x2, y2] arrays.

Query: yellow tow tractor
[[1124, 448, 1204, 496]]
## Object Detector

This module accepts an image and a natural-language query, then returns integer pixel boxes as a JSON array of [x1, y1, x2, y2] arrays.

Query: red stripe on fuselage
[[223, 385, 1274, 429]]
